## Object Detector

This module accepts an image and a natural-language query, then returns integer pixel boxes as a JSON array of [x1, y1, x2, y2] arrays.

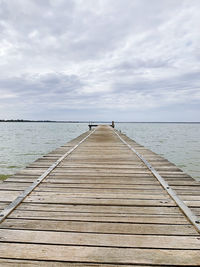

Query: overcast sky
[[0, 0, 200, 121]]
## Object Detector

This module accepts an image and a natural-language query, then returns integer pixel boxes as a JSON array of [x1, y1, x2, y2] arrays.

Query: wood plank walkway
[[0, 125, 200, 266]]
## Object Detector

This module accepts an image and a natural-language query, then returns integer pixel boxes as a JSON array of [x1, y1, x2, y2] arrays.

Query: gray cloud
[[0, 0, 200, 121]]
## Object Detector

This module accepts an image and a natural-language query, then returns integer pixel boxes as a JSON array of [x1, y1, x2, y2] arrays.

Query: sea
[[0, 122, 199, 181]]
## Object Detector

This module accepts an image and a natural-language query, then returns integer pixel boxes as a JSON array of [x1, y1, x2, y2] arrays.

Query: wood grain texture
[[0, 125, 199, 266]]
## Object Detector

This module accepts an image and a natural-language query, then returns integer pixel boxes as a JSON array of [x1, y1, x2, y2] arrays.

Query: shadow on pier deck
[[0, 125, 200, 266]]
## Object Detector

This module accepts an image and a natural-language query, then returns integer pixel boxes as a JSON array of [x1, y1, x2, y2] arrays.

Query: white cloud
[[0, 0, 200, 120]]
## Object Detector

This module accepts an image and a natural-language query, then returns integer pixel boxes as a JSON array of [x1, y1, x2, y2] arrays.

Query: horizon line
[[0, 119, 200, 123]]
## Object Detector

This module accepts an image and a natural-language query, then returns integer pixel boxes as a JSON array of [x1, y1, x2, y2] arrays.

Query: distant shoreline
[[0, 120, 86, 123], [0, 120, 200, 124]]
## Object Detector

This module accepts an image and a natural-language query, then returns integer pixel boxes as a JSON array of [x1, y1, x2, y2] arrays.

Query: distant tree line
[[0, 119, 53, 122], [0, 119, 86, 123]]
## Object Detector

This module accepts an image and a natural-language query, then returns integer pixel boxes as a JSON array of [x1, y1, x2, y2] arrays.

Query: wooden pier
[[0, 125, 200, 266]]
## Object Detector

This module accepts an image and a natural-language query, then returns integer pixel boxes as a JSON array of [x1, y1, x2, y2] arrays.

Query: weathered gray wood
[[0, 259, 146, 267], [0, 191, 23, 202], [1, 219, 196, 235], [0, 125, 199, 265], [0, 229, 200, 249], [0, 243, 200, 265], [7, 212, 188, 224], [15, 203, 181, 214]]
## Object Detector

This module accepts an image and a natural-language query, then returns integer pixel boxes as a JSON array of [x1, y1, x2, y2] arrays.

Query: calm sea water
[[0, 122, 88, 175], [116, 123, 200, 181], [0, 122, 199, 181]]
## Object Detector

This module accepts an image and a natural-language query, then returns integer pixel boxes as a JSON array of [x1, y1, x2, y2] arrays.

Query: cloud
[[0, 0, 200, 121]]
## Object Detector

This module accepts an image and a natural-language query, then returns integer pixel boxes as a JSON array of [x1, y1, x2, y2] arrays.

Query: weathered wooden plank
[[0, 182, 166, 190], [56, 162, 179, 167], [5, 192, 170, 200], [25, 195, 174, 206], [0, 191, 23, 202], [0, 259, 146, 267], [1, 219, 196, 235], [0, 203, 10, 212], [10, 187, 170, 194], [0, 229, 200, 249], [0, 243, 200, 265], [16, 203, 181, 214], [50, 170, 152, 174], [15, 170, 154, 176], [31, 183, 164, 189], [35, 187, 170, 194], [8, 211, 186, 224], [5, 174, 156, 183]]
